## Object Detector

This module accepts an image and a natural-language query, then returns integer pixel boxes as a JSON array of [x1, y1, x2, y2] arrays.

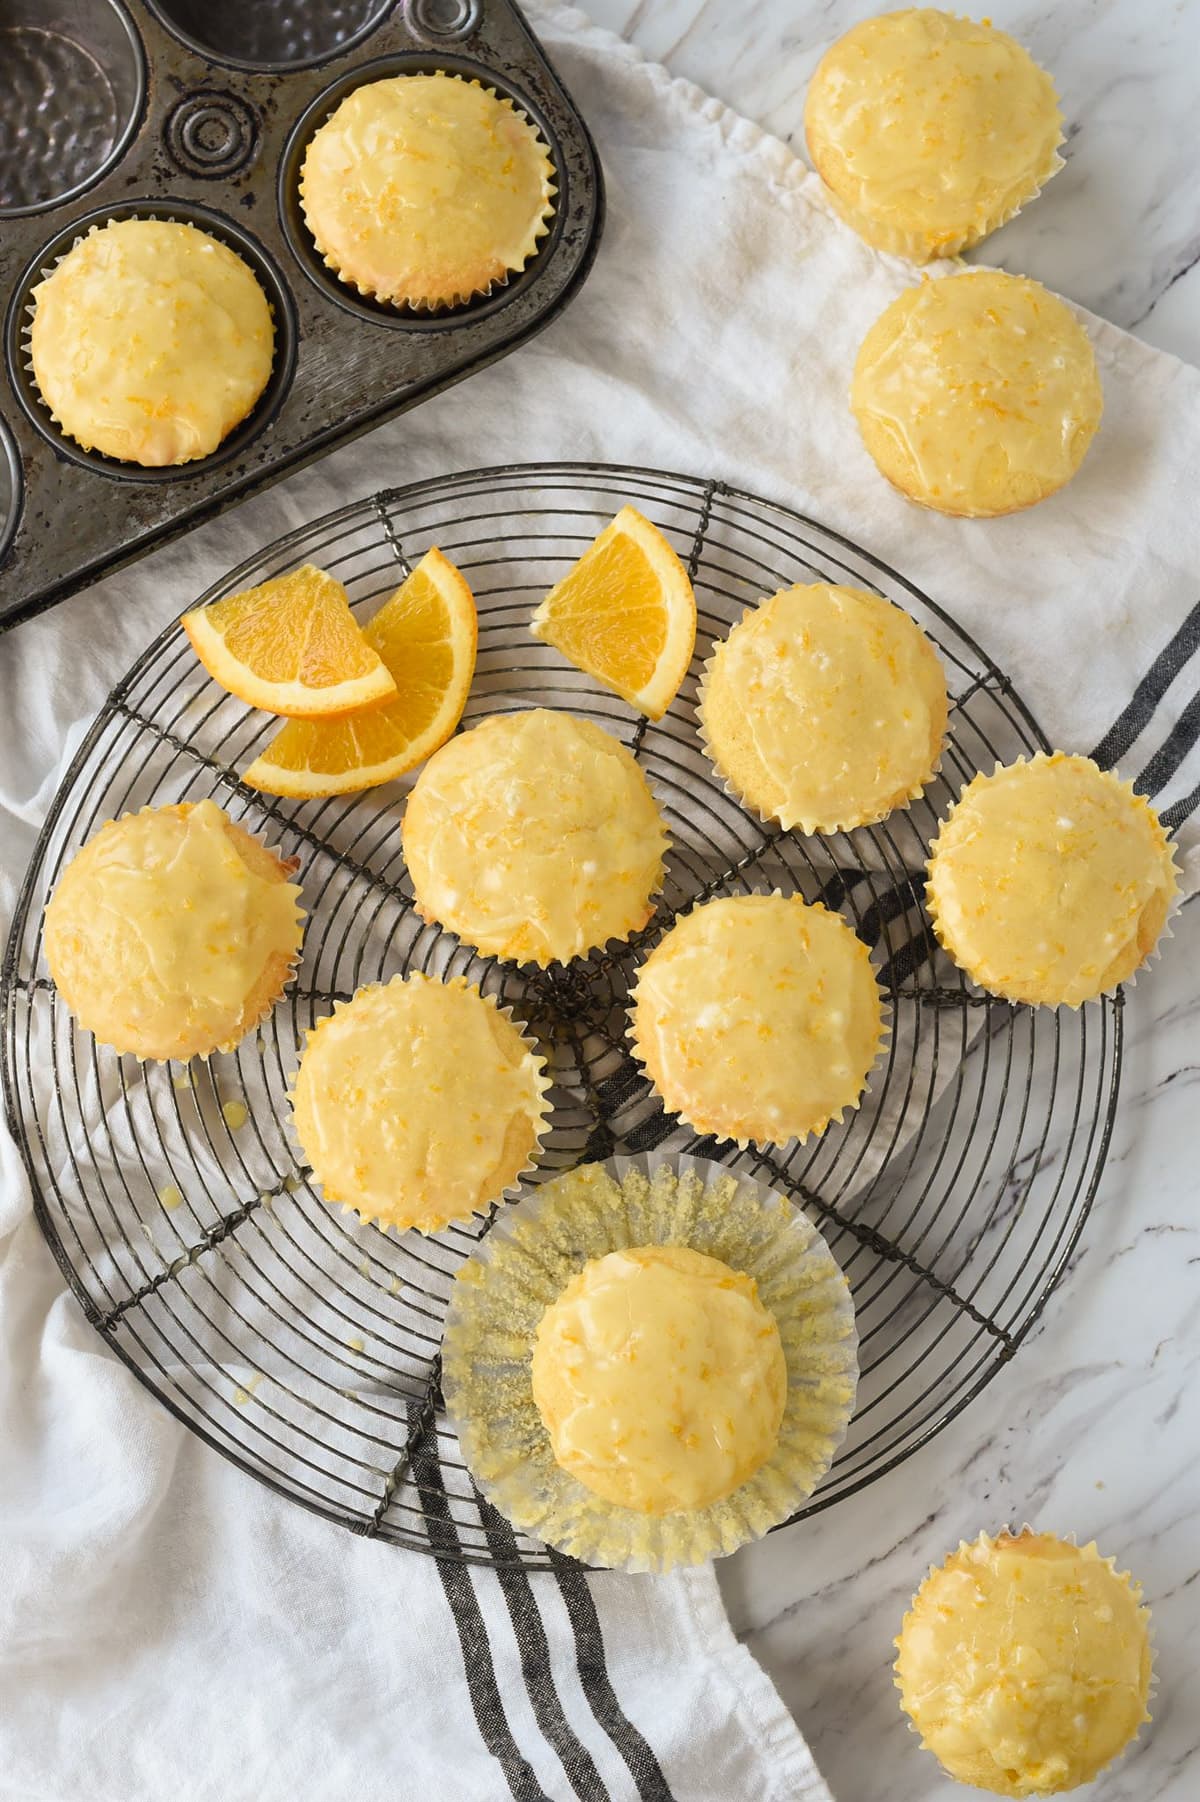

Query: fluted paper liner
[[816, 142, 1065, 266], [441, 1155, 858, 1572]]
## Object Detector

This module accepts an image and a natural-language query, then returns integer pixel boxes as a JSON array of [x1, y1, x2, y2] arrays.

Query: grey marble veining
[[576, 3, 1200, 1795], [588, 0, 1200, 368], [719, 900, 1200, 1802]]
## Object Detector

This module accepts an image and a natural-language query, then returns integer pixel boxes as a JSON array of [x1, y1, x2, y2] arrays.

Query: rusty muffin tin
[[0, 0, 604, 630]]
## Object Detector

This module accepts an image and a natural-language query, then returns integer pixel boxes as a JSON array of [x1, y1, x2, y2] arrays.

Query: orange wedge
[[241, 548, 477, 798], [529, 504, 697, 720], [183, 564, 397, 717]]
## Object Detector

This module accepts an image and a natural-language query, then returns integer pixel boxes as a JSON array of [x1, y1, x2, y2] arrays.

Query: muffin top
[[403, 709, 668, 965], [300, 73, 555, 309], [699, 583, 948, 833], [927, 753, 1178, 1007], [29, 219, 275, 467], [43, 800, 302, 1061], [805, 9, 1062, 261], [290, 974, 549, 1233], [531, 1243, 788, 1516], [852, 271, 1103, 518], [896, 1530, 1152, 1797], [629, 893, 885, 1146]]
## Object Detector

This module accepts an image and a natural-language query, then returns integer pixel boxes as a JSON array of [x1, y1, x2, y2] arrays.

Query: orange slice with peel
[[183, 564, 396, 717], [241, 548, 477, 798], [529, 505, 697, 720]]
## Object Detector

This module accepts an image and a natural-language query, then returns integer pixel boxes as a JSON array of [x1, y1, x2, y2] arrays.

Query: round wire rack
[[2, 462, 1122, 1570]]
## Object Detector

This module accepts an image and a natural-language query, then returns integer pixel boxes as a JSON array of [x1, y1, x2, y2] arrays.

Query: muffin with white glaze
[[806, 9, 1063, 262], [43, 800, 302, 1060], [291, 973, 550, 1234], [300, 72, 555, 310], [442, 1159, 859, 1571], [29, 219, 275, 466], [926, 752, 1178, 1006], [851, 270, 1103, 518], [896, 1529, 1153, 1795], [628, 893, 886, 1146], [698, 582, 948, 832], [402, 709, 669, 965]]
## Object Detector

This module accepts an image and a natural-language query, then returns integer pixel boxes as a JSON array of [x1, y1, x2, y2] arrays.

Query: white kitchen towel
[[4, 5, 1200, 1802]]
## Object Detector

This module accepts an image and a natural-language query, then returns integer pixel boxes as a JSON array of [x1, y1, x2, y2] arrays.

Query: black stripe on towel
[[474, 1494, 611, 1801], [857, 871, 926, 953], [816, 865, 869, 915], [1135, 684, 1200, 801], [548, 1549, 678, 1802], [1090, 597, 1200, 773], [409, 1422, 551, 1802], [1160, 776, 1200, 834], [878, 920, 938, 992]]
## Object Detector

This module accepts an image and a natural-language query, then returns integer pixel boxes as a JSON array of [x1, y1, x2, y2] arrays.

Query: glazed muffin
[[806, 9, 1063, 262], [290, 973, 549, 1234], [532, 1244, 788, 1514], [698, 583, 948, 833], [851, 270, 1103, 517], [299, 72, 555, 310], [629, 893, 885, 1146], [926, 753, 1178, 1007], [43, 800, 303, 1061], [442, 1160, 858, 1571], [896, 1529, 1152, 1796], [403, 709, 668, 965], [29, 219, 275, 466]]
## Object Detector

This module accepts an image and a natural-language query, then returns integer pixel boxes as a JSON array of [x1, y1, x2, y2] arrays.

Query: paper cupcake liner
[[22, 215, 276, 467], [287, 973, 552, 1235], [626, 890, 890, 1151], [441, 1154, 859, 1572], [925, 753, 1182, 1009], [895, 1528, 1155, 1788], [694, 617, 949, 837], [298, 74, 557, 315], [815, 142, 1065, 265]]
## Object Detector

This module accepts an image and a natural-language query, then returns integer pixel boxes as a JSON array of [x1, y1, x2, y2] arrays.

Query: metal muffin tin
[[0, 0, 604, 629]]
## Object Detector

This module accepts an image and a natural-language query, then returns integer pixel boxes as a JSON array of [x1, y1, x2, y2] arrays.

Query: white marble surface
[[576, 1, 1200, 1796], [587, 0, 1200, 369]]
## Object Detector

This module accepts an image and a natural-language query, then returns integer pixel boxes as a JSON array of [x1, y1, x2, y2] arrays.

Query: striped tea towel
[[3, 5, 1200, 1801]]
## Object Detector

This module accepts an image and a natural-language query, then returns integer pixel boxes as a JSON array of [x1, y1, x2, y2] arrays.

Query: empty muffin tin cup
[[0, 0, 146, 217], [0, 416, 22, 564], [143, 0, 392, 72]]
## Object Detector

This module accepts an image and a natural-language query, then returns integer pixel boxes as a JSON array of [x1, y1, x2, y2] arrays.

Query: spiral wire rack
[[2, 463, 1122, 1569]]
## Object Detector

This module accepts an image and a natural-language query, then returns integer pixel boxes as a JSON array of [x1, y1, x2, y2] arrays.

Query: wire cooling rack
[[2, 462, 1121, 1570]]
